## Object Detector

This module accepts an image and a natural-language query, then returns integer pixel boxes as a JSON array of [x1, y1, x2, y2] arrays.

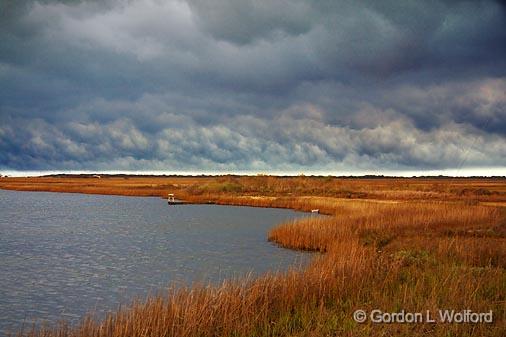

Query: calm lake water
[[0, 189, 311, 335]]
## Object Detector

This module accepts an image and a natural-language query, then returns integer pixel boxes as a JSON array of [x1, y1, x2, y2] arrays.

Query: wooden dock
[[167, 193, 214, 205], [168, 200, 188, 205]]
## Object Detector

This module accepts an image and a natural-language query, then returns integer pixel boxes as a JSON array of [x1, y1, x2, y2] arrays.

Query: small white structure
[[93, 174, 102, 179], [168, 193, 175, 203], [311, 209, 319, 214]]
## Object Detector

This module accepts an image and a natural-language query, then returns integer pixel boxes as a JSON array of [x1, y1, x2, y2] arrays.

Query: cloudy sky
[[1, 0, 505, 175]]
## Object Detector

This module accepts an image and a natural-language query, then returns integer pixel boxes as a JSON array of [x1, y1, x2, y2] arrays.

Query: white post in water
[[168, 193, 175, 203]]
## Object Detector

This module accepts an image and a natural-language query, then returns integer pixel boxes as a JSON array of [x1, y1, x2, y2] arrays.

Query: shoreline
[[2, 176, 505, 337], [2, 180, 505, 211]]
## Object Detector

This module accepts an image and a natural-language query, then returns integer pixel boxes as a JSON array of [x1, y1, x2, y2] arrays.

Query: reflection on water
[[0, 190, 310, 334]]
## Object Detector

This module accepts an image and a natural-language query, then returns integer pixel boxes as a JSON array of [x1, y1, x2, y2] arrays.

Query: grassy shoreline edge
[[1, 176, 505, 337]]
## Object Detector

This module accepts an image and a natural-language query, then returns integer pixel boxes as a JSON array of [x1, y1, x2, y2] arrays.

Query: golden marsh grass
[[0, 176, 504, 336]]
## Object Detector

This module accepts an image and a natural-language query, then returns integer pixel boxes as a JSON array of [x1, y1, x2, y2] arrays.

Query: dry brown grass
[[268, 202, 500, 251], [2, 176, 505, 337], [1, 175, 505, 203]]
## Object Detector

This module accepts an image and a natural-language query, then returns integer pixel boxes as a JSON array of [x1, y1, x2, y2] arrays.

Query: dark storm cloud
[[0, 0, 505, 172]]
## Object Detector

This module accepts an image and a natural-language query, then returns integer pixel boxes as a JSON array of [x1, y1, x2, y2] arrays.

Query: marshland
[[0, 175, 505, 337], [3, 0, 506, 335]]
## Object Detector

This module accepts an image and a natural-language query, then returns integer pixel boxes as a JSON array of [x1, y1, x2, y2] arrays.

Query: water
[[0, 189, 310, 335]]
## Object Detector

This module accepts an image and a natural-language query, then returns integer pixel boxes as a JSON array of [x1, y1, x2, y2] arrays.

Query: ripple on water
[[0, 190, 312, 334]]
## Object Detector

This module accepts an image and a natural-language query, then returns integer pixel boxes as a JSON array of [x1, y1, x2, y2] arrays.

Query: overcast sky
[[1, 0, 505, 174]]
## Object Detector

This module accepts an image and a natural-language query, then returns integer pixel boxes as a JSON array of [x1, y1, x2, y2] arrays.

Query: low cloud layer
[[1, 0, 505, 173]]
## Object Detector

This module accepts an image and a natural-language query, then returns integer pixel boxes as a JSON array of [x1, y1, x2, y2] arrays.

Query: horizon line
[[1, 167, 505, 178]]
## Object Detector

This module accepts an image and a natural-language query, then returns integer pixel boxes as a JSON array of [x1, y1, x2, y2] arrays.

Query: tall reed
[[16, 197, 504, 337]]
